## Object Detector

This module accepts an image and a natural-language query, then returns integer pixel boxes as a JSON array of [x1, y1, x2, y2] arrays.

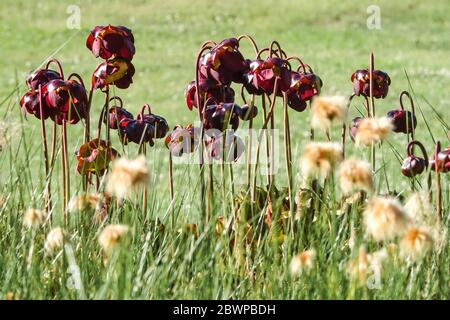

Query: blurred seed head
[[44, 227, 66, 255], [98, 224, 130, 256], [300, 142, 343, 180], [404, 192, 433, 225], [23, 208, 46, 229], [355, 117, 393, 146], [400, 227, 433, 261], [289, 249, 316, 277], [106, 156, 149, 199], [338, 159, 373, 195], [364, 197, 410, 241], [311, 96, 346, 131], [67, 193, 103, 213]]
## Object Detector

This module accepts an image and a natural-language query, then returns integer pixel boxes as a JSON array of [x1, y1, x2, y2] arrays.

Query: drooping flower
[[165, 124, 199, 157], [354, 117, 393, 146], [105, 106, 133, 130], [289, 249, 316, 276], [348, 117, 363, 142], [386, 109, 417, 134], [185, 80, 235, 110], [429, 146, 450, 173], [42, 79, 88, 124], [400, 227, 433, 261], [239, 104, 258, 120], [310, 96, 346, 130], [92, 58, 135, 90], [86, 25, 135, 60], [287, 71, 323, 112], [26, 68, 62, 90], [23, 208, 46, 229], [44, 227, 66, 255], [76, 139, 119, 175], [105, 156, 149, 199], [363, 197, 410, 241], [203, 103, 242, 132], [351, 69, 391, 98], [338, 159, 373, 195], [246, 57, 291, 95], [300, 142, 343, 180], [206, 132, 245, 163], [401, 141, 428, 177], [117, 112, 169, 146], [98, 224, 130, 256], [198, 38, 247, 88]]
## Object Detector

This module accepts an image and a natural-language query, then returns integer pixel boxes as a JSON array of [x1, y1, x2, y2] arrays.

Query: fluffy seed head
[[98, 224, 130, 256], [106, 156, 149, 199], [311, 96, 346, 131], [338, 159, 373, 194], [68, 193, 103, 213], [23, 209, 46, 228], [289, 249, 316, 276], [300, 142, 343, 180], [44, 227, 66, 255], [400, 227, 433, 261], [355, 117, 393, 146], [363, 197, 410, 241], [405, 192, 433, 224]]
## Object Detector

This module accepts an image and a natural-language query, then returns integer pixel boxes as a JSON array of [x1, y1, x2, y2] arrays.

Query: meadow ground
[[0, 0, 449, 299]]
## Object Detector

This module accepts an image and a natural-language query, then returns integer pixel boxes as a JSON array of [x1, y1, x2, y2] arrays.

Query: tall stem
[[369, 52, 376, 170], [434, 141, 442, 225], [61, 122, 68, 224], [38, 85, 51, 214]]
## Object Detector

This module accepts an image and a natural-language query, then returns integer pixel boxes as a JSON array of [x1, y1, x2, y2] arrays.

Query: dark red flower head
[[92, 58, 135, 90], [247, 57, 291, 95], [239, 104, 258, 120], [76, 139, 119, 175], [386, 109, 417, 134], [20, 90, 50, 120], [118, 111, 168, 146], [26, 68, 62, 90], [198, 38, 247, 88], [86, 25, 135, 60], [351, 69, 391, 99], [287, 71, 323, 112], [165, 124, 199, 157], [185, 80, 235, 111], [204, 103, 242, 132], [207, 132, 245, 163], [401, 141, 428, 177], [105, 106, 134, 129], [42, 79, 88, 125], [430, 145, 450, 173]]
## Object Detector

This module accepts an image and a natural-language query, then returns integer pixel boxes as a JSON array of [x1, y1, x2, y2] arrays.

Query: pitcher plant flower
[[86, 25, 135, 61]]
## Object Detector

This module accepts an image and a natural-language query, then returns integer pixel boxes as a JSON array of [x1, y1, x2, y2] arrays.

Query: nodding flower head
[[206, 132, 245, 163], [86, 25, 135, 60], [401, 141, 428, 177], [165, 124, 199, 157], [203, 103, 242, 132], [198, 38, 247, 88], [76, 139, 119, 176], [429, 145, 450, 173], [42, 79, 88, 125], [387, 109, 417, 134], [26, 68, 62, 90], [105, 106, 134, 130], [92, 58, 135, 90], [117, 108, 168, 146], [287, 71, 323, 112], [247, 57, 291, 95], [185, 80, 235, 110], [351, 69, 391, 99]]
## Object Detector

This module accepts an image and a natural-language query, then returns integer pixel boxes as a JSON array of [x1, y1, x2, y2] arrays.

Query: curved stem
[[238, 34, 259, 55], [407, 140, 428, 165], [399, 90, 416, 142], [109, 96, 123, 108], [67, 73, 85, 88], [45, 59, 64, 79]]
